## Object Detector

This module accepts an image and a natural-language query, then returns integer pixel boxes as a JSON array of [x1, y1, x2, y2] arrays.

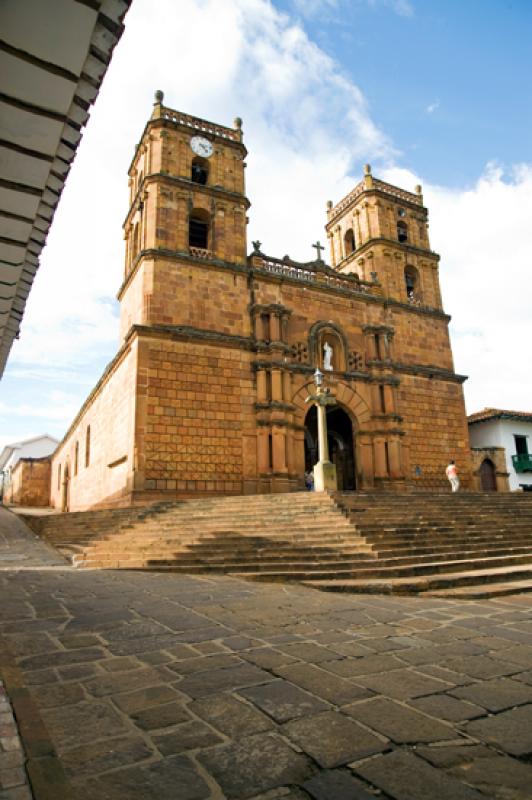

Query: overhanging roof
[[0, 0, 131, 378], [468, 408, 532, 425]]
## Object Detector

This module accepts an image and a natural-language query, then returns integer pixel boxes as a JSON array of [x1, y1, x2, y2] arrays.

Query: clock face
[[190, 136, 213, 158]]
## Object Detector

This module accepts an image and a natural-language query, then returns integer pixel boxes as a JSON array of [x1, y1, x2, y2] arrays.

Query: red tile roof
[[468, 408, 532, 424]]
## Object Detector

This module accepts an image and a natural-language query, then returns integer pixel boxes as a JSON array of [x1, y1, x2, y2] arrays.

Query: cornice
[[336, 236, 440, 263], [124, 172, 250, 229], [392, 361, 467, 384]]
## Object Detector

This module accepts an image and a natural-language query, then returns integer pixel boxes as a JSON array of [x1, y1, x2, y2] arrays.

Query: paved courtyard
[[1, 508, 532, 800]]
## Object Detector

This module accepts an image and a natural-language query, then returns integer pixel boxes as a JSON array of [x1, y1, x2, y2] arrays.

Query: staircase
[[23, 492, 532, 599]]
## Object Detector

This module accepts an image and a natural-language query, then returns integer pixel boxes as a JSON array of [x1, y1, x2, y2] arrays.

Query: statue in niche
[[323, 341, 334, 371]]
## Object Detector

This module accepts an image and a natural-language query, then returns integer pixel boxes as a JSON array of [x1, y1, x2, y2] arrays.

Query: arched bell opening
[[304, 404, 356, 490]]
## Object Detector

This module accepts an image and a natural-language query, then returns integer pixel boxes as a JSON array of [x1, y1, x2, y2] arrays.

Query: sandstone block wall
[[50, 342, 138, 511], [134, 333, 256, 497], [8, 458, 51, 507]]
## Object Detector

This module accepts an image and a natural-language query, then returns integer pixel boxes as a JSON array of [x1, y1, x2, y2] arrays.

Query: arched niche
[[308, 321, 348, 373]]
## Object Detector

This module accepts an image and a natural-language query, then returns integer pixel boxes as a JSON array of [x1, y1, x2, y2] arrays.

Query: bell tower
[[325, 165, 443, 311], [118, 91, 250, 340]]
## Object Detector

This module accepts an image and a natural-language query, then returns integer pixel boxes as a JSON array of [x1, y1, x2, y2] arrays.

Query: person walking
[[446, 460, 460, 492]]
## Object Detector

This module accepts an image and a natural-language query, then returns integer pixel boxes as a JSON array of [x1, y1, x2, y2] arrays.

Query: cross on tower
[[312, 240, 324, 261]]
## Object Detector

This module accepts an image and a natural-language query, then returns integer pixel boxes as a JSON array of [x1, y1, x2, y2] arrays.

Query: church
[[49, 93, 473, 511]]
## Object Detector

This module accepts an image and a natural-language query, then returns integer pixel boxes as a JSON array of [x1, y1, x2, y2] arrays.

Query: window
[[57, 464, 61, 490], [515, 435, 529, 456], [188, 209, 210, 249], [344, 228, 355, 256], [404, 265, 419, 301], [397, 220, 408, 243], [379, 385, 386, 412], [374, 333, 381, 360], [85, 426, 91, 467], [191, 157, 208, 185], [74, 442, 79, 476]]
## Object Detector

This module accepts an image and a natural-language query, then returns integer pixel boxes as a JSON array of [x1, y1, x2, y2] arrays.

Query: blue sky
[[1, 0, 531, 449], [285, 0, 532, 186]]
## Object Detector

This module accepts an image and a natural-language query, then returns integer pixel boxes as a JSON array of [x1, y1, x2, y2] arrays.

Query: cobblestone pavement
[[1, 510, 532, 799]]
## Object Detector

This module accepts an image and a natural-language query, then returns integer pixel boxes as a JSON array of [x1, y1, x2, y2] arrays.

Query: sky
[[1, 0, 532, 450]]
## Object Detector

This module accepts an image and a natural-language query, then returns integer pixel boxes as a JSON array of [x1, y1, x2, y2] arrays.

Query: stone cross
[[312, 241, 324, 261]]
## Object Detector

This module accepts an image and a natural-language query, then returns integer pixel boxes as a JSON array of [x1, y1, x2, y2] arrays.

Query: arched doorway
[[304, 405, 356, 490], [480, 458, 497, 491], [62, 463, 70, 512]]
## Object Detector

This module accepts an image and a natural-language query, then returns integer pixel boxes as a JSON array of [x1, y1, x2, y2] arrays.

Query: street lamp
[[305, 369, 337, 492]]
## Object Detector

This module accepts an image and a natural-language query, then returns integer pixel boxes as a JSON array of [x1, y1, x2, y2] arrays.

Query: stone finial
[[234, 117, 242, 130], [252, 240, 262, 253], [326, 200, 333, 210], [415, 184, 422, 194], [154, 89, 164, 104], [364, 164, 372, 175]]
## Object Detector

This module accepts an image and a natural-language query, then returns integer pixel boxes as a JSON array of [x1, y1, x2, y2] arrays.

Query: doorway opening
[[480, 458, 497, 491], [304, 405, 356, 490]]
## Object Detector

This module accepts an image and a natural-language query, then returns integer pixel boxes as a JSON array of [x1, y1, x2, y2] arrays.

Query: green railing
[[512, 454, 532, 473]]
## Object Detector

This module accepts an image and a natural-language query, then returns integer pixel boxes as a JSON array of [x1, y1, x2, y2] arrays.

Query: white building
[[468, 409, 532, 492], [0, 434, 59, 496]]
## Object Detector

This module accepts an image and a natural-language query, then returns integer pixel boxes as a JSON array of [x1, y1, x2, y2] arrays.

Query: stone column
[[374, 438, 387, 478], [388, 437, 402, 478], [257, 428, 270, 473], [383, 384, 395, 414], [271, 369, 283, 402], [282, 370, 292, 405], [358, 434, 374, 488], [270, 314, 281, 343], [256, 369, 268, 403], [272, 427, 287, 472]]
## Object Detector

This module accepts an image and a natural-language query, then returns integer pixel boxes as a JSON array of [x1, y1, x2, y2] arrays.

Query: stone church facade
[[49, 95, 472, 511]]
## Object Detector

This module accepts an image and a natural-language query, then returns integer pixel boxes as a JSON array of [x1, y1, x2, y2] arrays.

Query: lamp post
[[305, 368, 337, 492]]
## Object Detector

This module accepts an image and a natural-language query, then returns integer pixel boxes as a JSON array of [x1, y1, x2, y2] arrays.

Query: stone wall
[[8, 457, 51, 507], [50, 342, 138, 511]]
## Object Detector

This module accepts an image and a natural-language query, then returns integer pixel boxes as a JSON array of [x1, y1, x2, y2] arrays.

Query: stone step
[[300, 563, 532, 595], [230, 552, 532, 582], [425, 580, 532, 599]]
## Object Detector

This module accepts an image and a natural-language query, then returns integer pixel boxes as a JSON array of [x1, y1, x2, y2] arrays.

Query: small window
[[85, 426, 91, 468], [74, 442, 79, 476], [515, 435, 529, 456], [344, 228, 355, 256], [188, 209, 209, 249], [379, 385, 386, 412], [374, 333, 381, 360], [191, 157, 208, 185], [268, 433, 273, 470], [397, 220, 408, 243], [57, 464, 61, 490]]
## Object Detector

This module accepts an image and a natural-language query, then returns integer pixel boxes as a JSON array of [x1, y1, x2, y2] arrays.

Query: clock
[[190, 136, 213, 158]]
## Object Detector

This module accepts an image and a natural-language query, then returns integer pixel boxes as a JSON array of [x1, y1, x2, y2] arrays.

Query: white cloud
[[426, 100, 440, 114], [2, 0, 531, 442], [382, 163, 532, 413]]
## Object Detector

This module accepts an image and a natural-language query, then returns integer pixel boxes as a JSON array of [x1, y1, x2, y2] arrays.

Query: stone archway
[[292, 379, 373, 491], [480, 458, 497, 491], [304, 404, 356, 490]]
